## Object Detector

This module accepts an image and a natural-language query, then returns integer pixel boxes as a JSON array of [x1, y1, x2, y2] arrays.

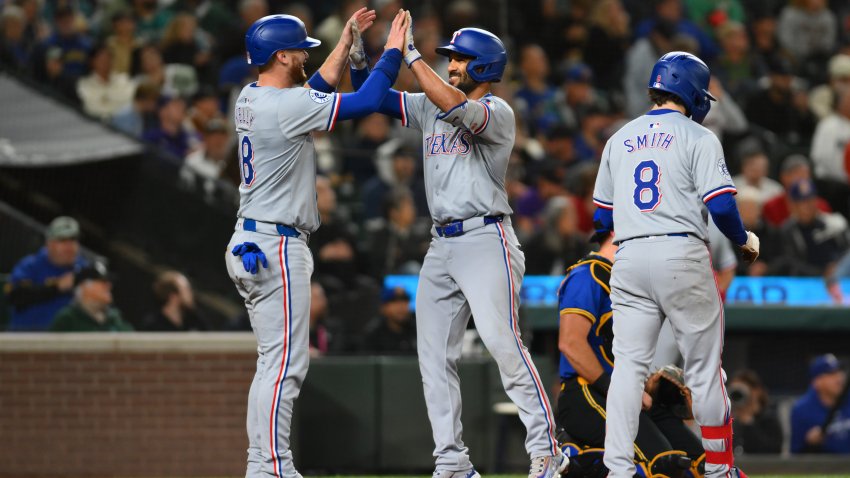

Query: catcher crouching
[[555, 225, 704, 478]]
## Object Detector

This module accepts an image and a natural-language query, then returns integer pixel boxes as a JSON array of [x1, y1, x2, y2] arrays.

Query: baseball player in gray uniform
[[591, 52, 759, 478], [225, 10, 408, 478], [652, 221, 738, 370], [347, 16, 567, 478]]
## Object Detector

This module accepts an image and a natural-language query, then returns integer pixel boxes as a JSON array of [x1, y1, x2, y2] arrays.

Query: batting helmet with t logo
[[435, 28, 507, 83], [647, 51, 716, 124], [245, 14, 321, 66]]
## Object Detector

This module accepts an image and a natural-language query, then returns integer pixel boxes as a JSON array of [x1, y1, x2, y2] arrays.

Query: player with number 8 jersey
[[225, 10, 409, 478], [592, 52, 758, 478]]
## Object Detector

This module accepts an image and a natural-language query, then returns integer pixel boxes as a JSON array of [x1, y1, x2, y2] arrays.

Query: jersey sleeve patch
[[717, 157, 732, 181], [309, 90, 333, 104]]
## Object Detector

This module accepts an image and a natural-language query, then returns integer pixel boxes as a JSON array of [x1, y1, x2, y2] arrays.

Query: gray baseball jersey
[[596, 108, 736, 478], [593, 110, 737, 243], [400, 92, 560, 471], [401, 93, 513, 223], [229, 82, 341, 478], [235, 84, 344, 232]]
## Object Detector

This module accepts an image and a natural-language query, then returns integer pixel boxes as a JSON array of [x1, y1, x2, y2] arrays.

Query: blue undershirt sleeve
[[705, 192, 748, 246], [349, 64, 403, 119]]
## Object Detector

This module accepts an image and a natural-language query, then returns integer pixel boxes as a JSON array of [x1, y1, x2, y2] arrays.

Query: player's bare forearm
[[308, 40, 350, 90], [559, 313, 605, 383], [410, 59, 466, 112]]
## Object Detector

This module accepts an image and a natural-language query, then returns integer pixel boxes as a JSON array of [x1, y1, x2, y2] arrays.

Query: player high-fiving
[[225, 9, 408, 478], [347, 11, 568, 478]]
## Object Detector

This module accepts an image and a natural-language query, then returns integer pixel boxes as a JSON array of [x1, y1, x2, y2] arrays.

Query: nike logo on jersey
[[426, 131, 472, 156], [624, 132, 675, 153]]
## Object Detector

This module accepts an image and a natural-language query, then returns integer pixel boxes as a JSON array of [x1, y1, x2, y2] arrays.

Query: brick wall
[[0, 334, 257, 477]]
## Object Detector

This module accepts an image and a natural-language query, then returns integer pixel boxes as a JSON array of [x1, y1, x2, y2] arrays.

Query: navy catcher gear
[[647, 51, 716, 124], [246, 14, 321, 66], [435, 28, 507, 83]]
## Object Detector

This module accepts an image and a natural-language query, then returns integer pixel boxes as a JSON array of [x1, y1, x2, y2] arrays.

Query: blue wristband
[[307, 70, 334, 93]]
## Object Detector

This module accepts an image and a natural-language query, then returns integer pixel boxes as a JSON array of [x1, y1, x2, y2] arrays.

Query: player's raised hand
[[402, 10, 421, 67], [739, 230, 760, 264], [341, 7, 376, 46], [384, 9, 409, 52], [347, 9, 373, 69]]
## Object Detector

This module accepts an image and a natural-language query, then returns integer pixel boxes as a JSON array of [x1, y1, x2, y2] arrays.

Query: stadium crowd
[[2, 1, 850, 315]]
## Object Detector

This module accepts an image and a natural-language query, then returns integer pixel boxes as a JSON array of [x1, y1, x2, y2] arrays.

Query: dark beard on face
[[289, 65, 307, 84], [453, 73, 477, 94]]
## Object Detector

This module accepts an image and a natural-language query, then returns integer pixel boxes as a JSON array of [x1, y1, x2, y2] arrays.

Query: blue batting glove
[[231, 242, 268, 275]]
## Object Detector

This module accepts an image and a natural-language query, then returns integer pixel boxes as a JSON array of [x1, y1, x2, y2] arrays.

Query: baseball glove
[[644, 365, 693, 420]]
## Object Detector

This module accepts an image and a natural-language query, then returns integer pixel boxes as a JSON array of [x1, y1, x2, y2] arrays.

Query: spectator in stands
[[77, 43, 137, 121], [131, 0, 173, 44], [309, 281, 338, 357], [514, 160, 569, 239], [111, 80, 159, 138], [809, 54, 850, 120], [582, 0, 630, 94], [548, 63, 598, 133], [791, 354, 850, 454], [572, 102, 610, 162], [810, 88, 850, 217], [342, 113, 390, 185], [777, 0, 837, 66], [36, 6, 92, 80], [736, 187, 782, 276], [360, 146, 423, 220], [0, 5, 31, 73], [214, 0, 268, 64], [514, 44, 557, 137], [731, 139, 784, 203], [728, 369, 784, 454], [776, 179, 850, 276], [701, 76, 749, 145], [182, 117, 230, 190], [51, 261, 133, 332], [168, 0, 233, 36], [744, 55, 816, 146], [142, 270, 208, 331], [6, 216, 88, 331], [684, 0, 745, 33], [633, 0, 718, 59], [187, 86, 223, 134], [133, 43, 166, 89], [311, 175, 366, 287], [142, 95, 198, 161], [523, 197, 588, 275], [710, 20, 759, 100], [623, 19, 677, 118], [104, 11, 140, 76], [763, 154, 833, 227], [364, 187, 430, 280], [359, 286, 416, 355], [159, 13, 211, 83]]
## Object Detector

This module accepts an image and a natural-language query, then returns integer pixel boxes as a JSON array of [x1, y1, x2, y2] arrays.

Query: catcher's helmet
[[436, 28, 507, 83], [245, 14, 320, 66], [647, 51, 716, 124]]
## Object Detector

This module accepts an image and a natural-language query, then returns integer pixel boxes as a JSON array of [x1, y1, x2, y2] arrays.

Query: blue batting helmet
[[245, 15, 320, 66], [647, 51, 716, 124], [436, 28, 507, 83]]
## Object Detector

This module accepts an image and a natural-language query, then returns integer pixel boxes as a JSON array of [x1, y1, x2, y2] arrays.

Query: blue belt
[[242, 218, 302, 238], [435, 215, 504, 238], [616, 232, 689, 245]]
